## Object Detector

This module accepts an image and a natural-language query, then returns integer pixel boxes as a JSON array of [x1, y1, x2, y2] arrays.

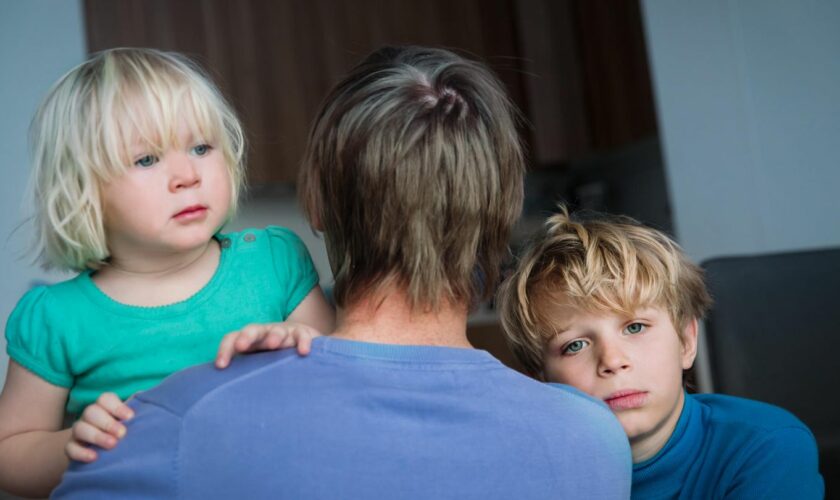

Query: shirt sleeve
[[725, 425, 824, 499], [265, 226, 320, 318], [52, 397, 180, 499], [4, 286, 73, 387]]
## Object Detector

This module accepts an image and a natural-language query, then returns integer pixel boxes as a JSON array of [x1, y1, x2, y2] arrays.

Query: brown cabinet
[[85, 0, 524, 185], [515, 0, 657, 165], [84, 0, 656, 183]]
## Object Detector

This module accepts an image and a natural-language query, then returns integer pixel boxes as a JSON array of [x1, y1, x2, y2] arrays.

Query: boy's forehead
[[538, 299, 669, 333]]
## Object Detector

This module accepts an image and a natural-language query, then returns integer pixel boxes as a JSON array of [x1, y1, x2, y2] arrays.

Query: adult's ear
[[681, 318, 699, 369]]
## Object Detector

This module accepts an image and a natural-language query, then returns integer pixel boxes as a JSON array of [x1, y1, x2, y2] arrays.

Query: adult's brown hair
[[299, 46, 525, 310]]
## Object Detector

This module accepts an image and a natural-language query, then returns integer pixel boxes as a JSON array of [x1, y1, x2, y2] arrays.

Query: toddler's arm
[[0, 360, 72, 497], [215, 285, 335, 368]]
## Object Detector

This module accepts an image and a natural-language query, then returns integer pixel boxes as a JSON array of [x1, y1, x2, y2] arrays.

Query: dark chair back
[[703, 247, 840, 497]]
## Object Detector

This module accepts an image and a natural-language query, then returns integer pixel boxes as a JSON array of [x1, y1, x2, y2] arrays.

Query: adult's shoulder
[[492, 374, 628, 445], [132, 349, 301, 417], [541, 381, 628, 435]]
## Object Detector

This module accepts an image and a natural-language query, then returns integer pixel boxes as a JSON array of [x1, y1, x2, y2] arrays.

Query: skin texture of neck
[[92, 239, 221, 306], [630, 389, 685, 463], [332, 285, 471, 348], [106, 239, 215, 276]]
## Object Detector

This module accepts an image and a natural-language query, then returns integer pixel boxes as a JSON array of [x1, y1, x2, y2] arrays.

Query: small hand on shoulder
[[66, 392, 134, 463], [215, 322, 324, 369]]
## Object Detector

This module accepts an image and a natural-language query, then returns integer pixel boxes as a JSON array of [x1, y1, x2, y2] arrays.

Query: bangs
[[94, 59, 227, 181], [530, 234, 682, 339], [30, 47, 245, 271]]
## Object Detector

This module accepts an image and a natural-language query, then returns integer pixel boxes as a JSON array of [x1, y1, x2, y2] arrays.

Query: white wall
[[0, 1, 86, 388], [642, 0, 840, 263], [642, 0, 840, 391]]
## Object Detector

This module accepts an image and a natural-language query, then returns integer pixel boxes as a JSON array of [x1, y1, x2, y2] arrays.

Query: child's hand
[[65, 392, 134, 462], [215, 322, 323, 369]]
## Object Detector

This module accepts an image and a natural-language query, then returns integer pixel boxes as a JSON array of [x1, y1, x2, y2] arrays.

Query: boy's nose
[[598, 343, 631, 375], [169, 153, 201, 191]]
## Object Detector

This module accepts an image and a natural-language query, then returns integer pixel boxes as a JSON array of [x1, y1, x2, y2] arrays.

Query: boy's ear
[[680, 318, 699, 370]]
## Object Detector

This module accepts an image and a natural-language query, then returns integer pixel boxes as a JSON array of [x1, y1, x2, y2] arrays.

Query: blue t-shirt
[[54, 337, 631, 499], [632, 393, 823, 499]]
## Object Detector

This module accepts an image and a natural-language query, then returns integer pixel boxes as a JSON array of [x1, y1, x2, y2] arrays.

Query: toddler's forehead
[[120, 105, 208, 153]]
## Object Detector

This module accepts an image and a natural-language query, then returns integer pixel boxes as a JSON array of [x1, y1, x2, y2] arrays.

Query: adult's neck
[[332, 286, 471, 348]]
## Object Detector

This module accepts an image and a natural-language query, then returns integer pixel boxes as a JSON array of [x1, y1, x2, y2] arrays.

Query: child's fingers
[[273, 324, 321, 355], [216, 322, 323, 368], [233, 324, 271, 351], [65, 440, 98, 463], [96, 392, 134, 420], [81, 403, 127, 438], [71, 420, 119, 450], [295, 330, 315, 355], [215, 331, 241, 368]]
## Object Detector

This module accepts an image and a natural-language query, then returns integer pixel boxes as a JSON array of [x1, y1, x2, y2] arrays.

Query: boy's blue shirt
[[632, 392, 823, 499]]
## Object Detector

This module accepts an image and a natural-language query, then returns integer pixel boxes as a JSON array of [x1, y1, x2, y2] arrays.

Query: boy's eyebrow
[[548, 324, 573, 336]]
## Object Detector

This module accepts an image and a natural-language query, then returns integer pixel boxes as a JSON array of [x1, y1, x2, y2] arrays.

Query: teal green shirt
[[5, 226, 319, 415]]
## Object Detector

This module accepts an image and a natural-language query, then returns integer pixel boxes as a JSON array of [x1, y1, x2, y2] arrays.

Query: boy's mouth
[[604, 390, 648, 411]]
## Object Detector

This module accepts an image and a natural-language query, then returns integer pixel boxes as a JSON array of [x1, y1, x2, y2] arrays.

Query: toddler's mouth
[[173, 205, 208, 220]]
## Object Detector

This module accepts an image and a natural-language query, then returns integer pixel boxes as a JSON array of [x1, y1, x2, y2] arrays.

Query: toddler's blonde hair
[[30, 47, 245, 270]]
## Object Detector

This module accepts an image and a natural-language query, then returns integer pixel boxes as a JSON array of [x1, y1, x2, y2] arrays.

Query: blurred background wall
[[643, 0, 840, 263], [2, 0, 839, 399]]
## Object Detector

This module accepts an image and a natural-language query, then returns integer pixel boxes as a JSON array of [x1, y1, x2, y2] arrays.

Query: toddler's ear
[[680, 319, 699, 369]]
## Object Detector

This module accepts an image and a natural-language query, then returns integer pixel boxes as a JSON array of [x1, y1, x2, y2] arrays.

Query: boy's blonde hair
[[299, 46, 524, 310], [30, 47, 245, 271], [499, 207, 712, 377]]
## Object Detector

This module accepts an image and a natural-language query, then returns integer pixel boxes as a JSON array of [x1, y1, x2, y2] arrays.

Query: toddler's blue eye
[[563, 340, 589, 355], [134, 155, 158, 168], [191, 144, 212, 156], [625, 323, 645, 334]]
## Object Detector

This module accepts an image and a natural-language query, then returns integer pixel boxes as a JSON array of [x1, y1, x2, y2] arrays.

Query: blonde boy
[[500, 207, 823, 499]]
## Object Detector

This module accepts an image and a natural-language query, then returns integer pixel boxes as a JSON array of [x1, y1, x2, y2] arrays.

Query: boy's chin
[[618, 413, 657, 442]]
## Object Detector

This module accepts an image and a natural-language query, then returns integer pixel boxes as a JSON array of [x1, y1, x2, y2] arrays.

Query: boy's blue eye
[[134, 155, 158, 168], [625, 323, 645, 334], [191, 144, 212, 156], [563, 340, 589, 355]]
